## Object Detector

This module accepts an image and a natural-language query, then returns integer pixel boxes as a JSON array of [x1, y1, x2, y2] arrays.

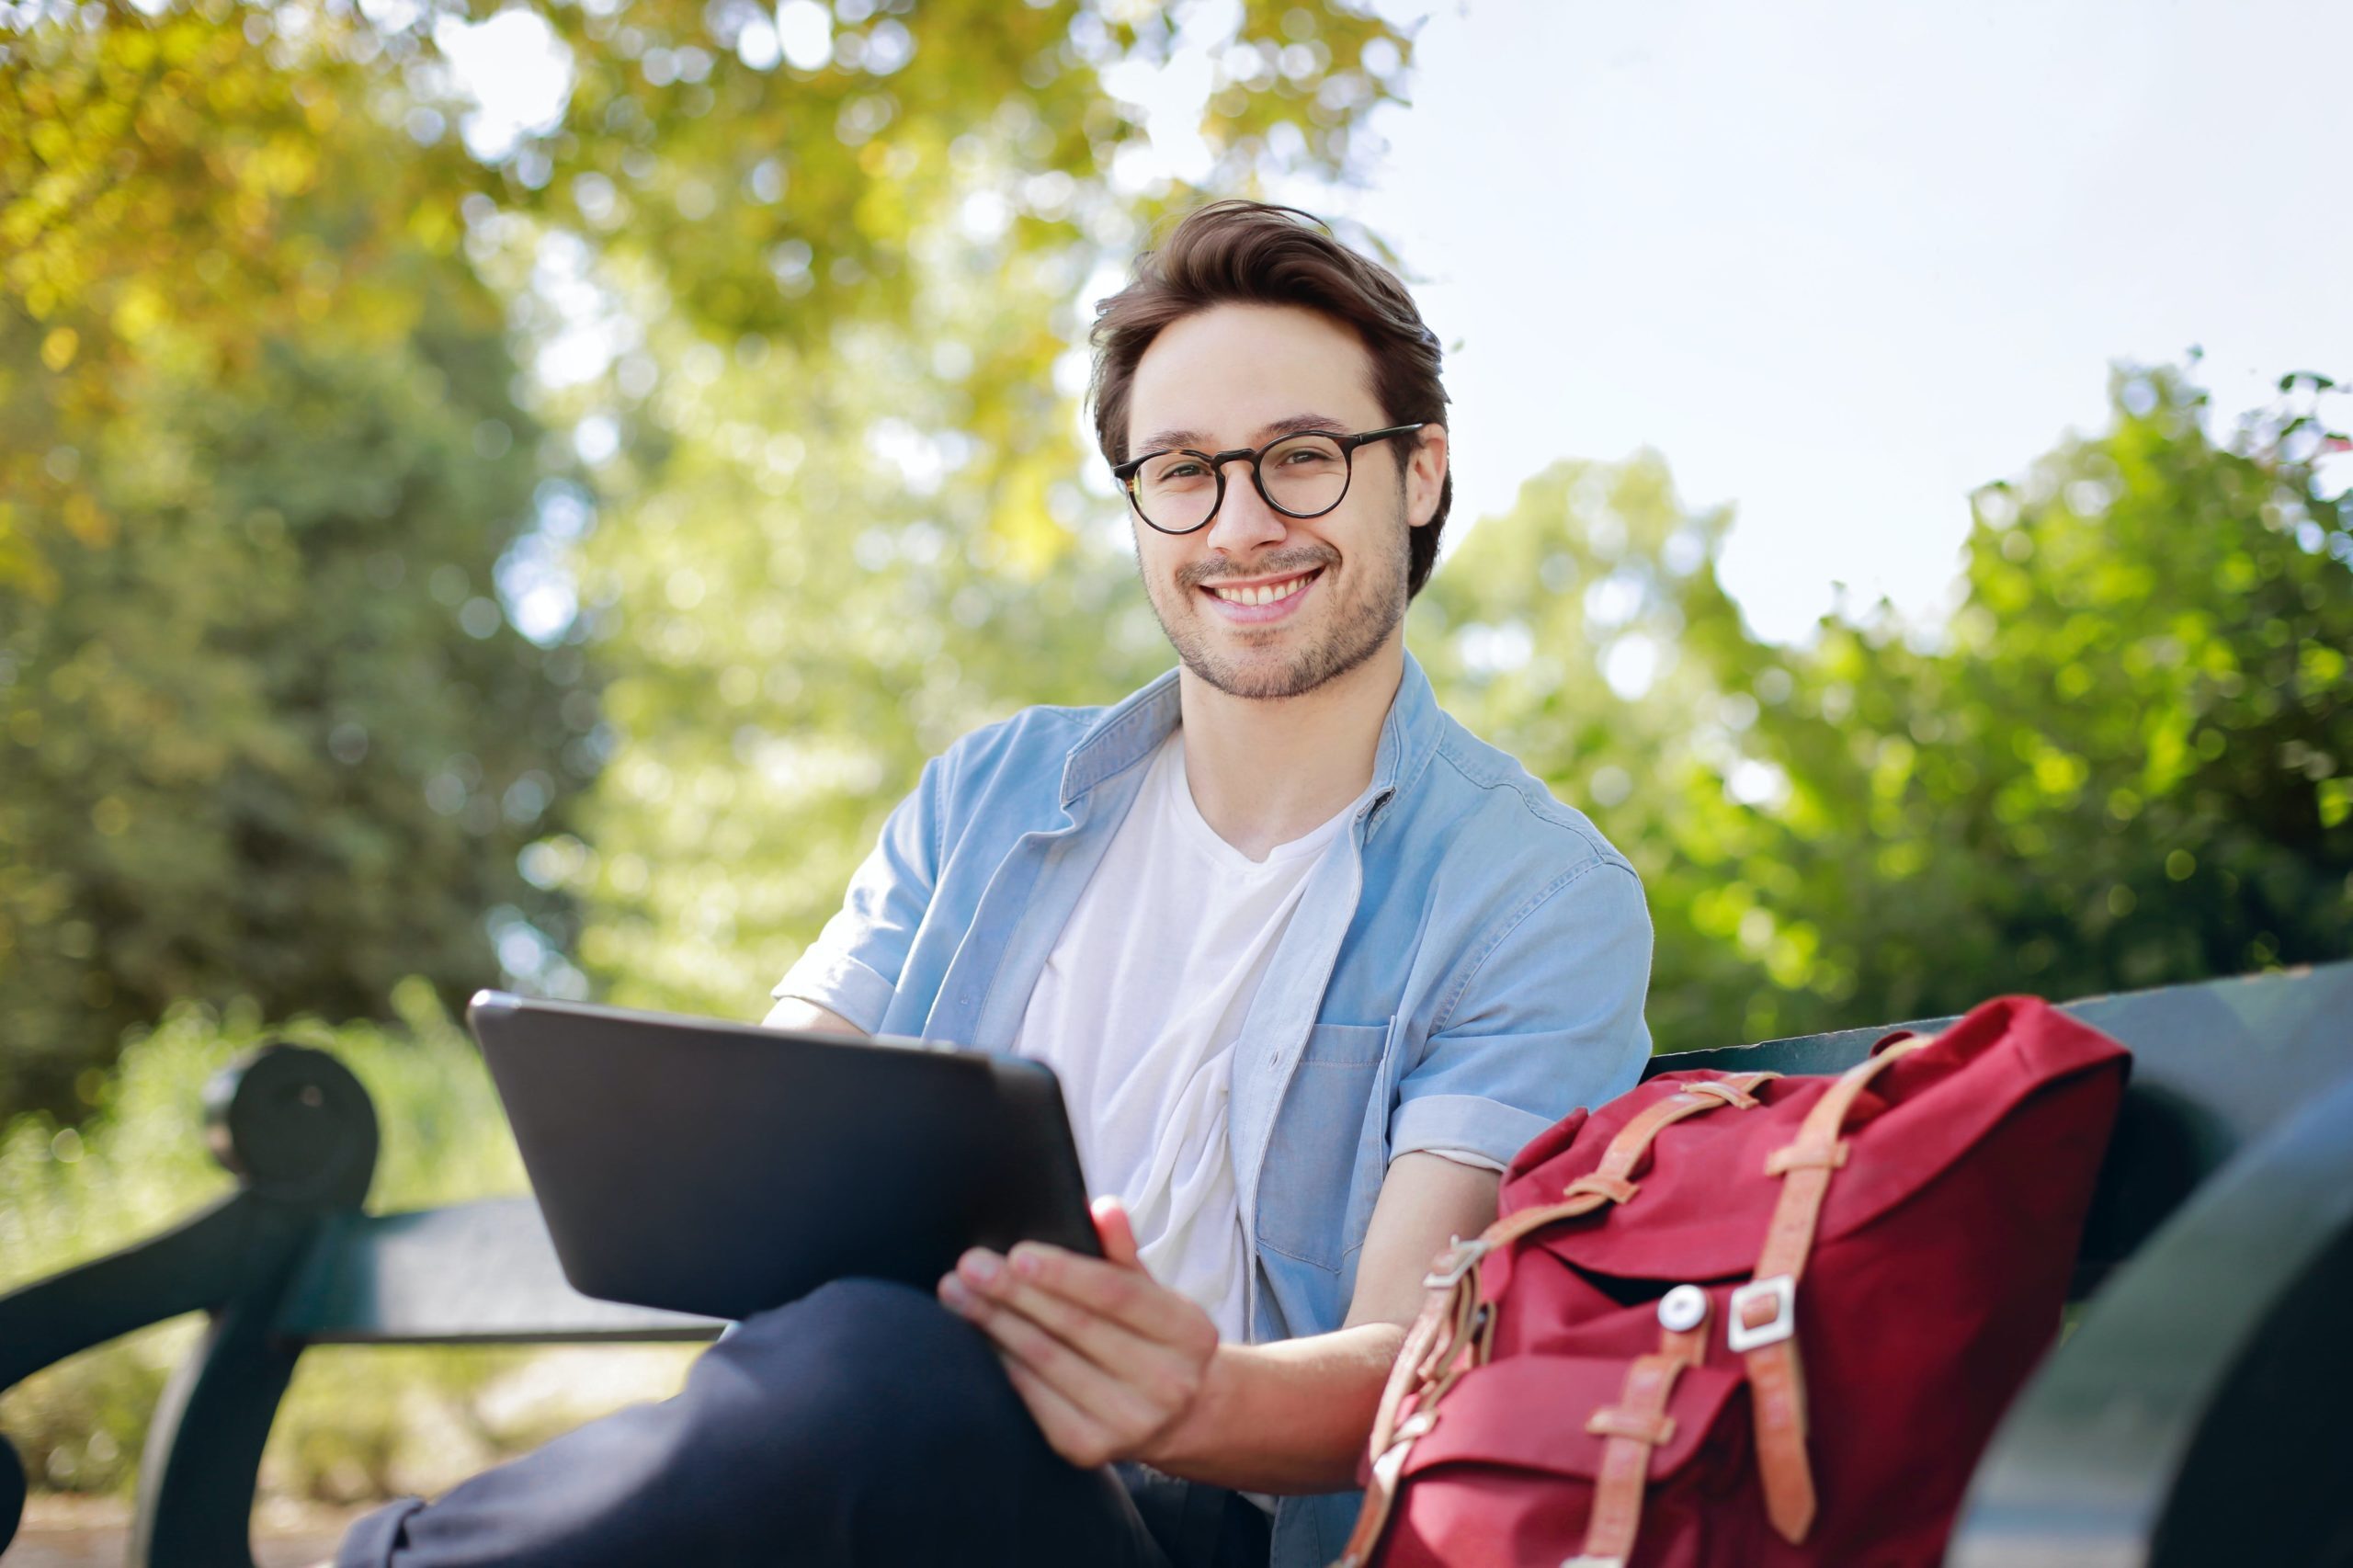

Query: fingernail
[[1011, 1249, 1040, 1278], [938, 1276, 972, 1312], [961, 1250, 1000, 1282]]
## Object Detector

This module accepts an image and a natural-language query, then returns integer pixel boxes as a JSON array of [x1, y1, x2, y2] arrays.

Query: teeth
[[1211, 574, 1310, 606]]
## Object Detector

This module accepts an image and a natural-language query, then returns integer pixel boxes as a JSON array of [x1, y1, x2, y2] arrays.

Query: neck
[[1176, 639, 1404, 862]]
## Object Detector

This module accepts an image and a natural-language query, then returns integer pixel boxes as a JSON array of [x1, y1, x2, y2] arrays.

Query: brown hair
[[1087, 200, 1452, 597]]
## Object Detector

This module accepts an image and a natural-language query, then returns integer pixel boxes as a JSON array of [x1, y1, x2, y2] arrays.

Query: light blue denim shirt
[[770, 653, 1653, 1568]]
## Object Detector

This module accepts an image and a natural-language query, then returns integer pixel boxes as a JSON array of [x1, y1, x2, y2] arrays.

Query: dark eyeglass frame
[[1110, 423, 1430, 536]]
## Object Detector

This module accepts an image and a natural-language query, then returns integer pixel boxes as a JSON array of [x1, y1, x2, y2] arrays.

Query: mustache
[[1176, 546, 1339, 593]]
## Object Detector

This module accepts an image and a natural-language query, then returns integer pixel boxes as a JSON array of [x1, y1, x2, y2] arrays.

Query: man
[[335, 200, 1652, 1568]]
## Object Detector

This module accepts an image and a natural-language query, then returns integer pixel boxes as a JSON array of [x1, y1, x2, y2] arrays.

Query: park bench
[[5, 961, 2351, 1567]]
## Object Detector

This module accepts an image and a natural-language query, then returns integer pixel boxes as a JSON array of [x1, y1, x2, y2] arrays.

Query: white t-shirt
[[1012, 731, 1360, 1344]]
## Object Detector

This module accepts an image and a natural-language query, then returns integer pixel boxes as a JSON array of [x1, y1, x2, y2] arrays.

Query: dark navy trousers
[[335, 1278, 1272, 1568]]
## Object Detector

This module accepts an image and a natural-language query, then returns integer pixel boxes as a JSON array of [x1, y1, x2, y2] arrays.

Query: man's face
[[1120, 302, 1442, 702]]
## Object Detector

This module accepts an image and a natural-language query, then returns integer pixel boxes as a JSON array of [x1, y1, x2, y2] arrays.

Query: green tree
[[0, 295, 592, 1119], [1415, 363, 2352, 1052], [1730, 365, 2353, 1028], [2, 3, 609, 1116], [1, 2, 489, 594]]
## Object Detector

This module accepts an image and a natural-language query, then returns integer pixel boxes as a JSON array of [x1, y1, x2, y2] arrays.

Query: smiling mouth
[[1201, 568, 1323, 608]]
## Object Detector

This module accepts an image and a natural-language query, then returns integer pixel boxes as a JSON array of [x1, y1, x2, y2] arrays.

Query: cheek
[[1133, 537, 1193, 595]]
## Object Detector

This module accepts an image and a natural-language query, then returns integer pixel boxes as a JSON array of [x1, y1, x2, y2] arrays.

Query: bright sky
[[1299, 0, 2353, 642], [446, 0, 2353, 647]]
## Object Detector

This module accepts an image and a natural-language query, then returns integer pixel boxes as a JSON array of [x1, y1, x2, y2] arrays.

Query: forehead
[[1125, 302, 1381, 455]]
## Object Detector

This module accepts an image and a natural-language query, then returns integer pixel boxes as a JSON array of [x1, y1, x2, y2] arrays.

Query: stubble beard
[[1141, 500, 1413, 702]]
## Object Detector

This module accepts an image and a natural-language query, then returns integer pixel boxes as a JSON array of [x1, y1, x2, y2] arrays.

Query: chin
[[1145, 548, 1409, 702], [1180, 624, 1392, 702]]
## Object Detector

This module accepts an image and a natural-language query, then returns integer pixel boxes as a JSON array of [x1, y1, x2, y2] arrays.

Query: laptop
[[467, 991, 1100, 1322]]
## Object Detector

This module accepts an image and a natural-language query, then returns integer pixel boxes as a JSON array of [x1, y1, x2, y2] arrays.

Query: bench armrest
[[0, 1193, 265, 1559], [1, 1195, 255, 1391], [1948, 1062, 2353, 1565], [278, 1198, 725, 1345]]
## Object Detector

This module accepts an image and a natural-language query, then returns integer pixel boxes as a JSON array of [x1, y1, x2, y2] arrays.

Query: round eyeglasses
[[1110, 424, 1428, 536]]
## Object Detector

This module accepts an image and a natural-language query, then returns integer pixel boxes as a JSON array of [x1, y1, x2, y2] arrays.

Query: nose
[[1201, 456, 1290, 557]]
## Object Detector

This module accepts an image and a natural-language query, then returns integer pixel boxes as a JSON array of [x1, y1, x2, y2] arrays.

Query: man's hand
[[938, 1198, 1220, 1471]]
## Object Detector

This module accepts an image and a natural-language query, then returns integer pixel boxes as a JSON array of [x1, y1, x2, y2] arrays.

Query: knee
[[736, 1278, 971, 1358], [693, 1278, 1036, 1478]]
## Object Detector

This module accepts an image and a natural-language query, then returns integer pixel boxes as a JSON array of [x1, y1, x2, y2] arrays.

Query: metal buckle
[[1726, 1274, 1798, 1352], [1562, 1556, 1628, 1568], [1422, 1234, 1491, 1290]]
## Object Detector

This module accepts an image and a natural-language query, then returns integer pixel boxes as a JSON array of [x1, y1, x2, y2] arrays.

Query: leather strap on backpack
[[1565, 1287, 1711, 1568], [1459, 1069, 1778, 1276], [1333, 1074, 1777, 1568], [1738, 1035, 1930, 1543]]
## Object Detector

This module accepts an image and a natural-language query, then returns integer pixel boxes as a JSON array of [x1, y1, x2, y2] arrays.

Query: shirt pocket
[[1256, 1020, 1392, 1271]]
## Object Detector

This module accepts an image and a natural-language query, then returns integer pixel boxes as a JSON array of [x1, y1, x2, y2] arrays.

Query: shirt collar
[[1059, 650, 1444, 823]]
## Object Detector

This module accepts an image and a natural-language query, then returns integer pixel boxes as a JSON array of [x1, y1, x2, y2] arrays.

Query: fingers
[[1091, 1196, 1142, 1268], [984, 1240, 1208, 1347], [962, 1278, 1169, 1429], [938, 1268, 1186, 1468], [963, 1257, 1140, 1368], [997, 1357, 1120, 1470], [935, 1241, 1218, 1470], [961, 1248, 1198, 1371]]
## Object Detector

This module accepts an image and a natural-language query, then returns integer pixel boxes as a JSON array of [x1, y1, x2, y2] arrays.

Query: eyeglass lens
[[1130, 434, 1350, 532]]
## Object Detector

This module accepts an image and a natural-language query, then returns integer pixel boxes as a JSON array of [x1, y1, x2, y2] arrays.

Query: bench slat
[[275, 1198, 726, 1345]]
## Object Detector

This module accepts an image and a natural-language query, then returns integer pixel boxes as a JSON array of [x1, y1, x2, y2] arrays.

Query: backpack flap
[[1397, 1354, 1745, 1484], [1370, 1355, 1747, 1568], [1506, 996, 2130, 1284]]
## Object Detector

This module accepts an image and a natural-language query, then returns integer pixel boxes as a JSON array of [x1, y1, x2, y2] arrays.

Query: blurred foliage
[[0, 298, 593, 1119], [0, 978, 696, 1499], [1414, 363, 2352, 1049], [1, 0, 1413, 1113], [0, 0, 494, 591], [0, 5, 585, 1120]]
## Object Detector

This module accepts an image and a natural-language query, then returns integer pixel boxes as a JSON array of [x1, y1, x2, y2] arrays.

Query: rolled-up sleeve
[[766, 756, 944, 1033], [1391, 858, 1654, 1169]]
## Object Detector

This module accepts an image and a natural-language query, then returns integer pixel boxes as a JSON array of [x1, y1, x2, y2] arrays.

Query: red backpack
[[1336, 995, 2129, 1568]]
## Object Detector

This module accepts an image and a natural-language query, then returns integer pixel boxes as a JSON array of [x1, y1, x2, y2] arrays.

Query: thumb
[[1090, 1196, 1143, 1269]]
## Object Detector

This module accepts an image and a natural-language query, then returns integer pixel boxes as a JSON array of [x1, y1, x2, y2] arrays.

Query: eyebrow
[[1130, 412, 1351, 459]]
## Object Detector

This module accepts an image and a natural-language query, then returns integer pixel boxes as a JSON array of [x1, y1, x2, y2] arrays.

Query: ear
[[1404, 425, 1449, 529]]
